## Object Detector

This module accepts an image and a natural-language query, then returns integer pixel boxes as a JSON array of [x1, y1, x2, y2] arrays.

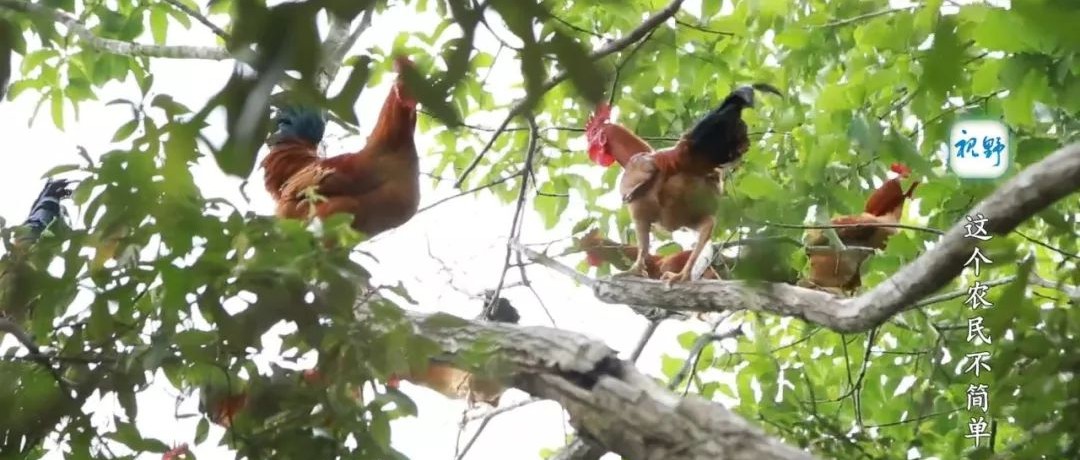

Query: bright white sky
[[0, 1, 733, 459]]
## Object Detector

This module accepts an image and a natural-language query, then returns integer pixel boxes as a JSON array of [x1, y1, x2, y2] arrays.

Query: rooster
[[1, 179, 71, 325], [261, 56, 420, 238], [585, 84, 781, 283], [577, 229, 720, 280], [801, 163, 920, 295], [387, 297, 520, 407]]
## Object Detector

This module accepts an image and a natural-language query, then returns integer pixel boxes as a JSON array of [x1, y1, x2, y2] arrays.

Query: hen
[[387, 296, 520, 407], [261, 56, 420, 237], [585, 84, 781, 283], [577, 229, 719, 280], [801, 163, 920, 294]]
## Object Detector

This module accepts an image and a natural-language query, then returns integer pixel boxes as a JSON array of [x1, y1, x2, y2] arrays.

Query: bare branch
[[521, 142, 1080, 333], [161, 0, 229, 40], [816, 5, 921, 28], [354, 302, 814, 460], [668, 325, 745, 392], [317, 7, 375, 92], [453, 0, 686, 189], [0, 0, 231, 60]]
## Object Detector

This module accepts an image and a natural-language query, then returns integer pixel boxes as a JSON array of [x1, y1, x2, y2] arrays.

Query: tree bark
[[354, 305, 814, 460]]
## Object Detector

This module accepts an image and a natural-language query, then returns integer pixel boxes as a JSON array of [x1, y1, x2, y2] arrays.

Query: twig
[[816, 5, 921, 28], [668, 325, 745, 392], [675, 19, 733, 35], [456, 399, 542, 459], [0, 318, 75, 400], [628, 320, 660, 362], [0, 0, 232, 60], [453, 0, 686, 188], [759, 220, 946, 236], [1014, 230, 1078, 260], [511, 240, 594, 287], [161, 0, 229, 40], [415, 170, 525, 215], [317, 6, 375, 92], [486, 118, 540, 318]]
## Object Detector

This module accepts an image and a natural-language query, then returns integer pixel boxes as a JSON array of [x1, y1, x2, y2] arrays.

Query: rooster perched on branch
[[801, 163, 920, 295], [585, 84, 782, 283], [261, 56, 420, 238]]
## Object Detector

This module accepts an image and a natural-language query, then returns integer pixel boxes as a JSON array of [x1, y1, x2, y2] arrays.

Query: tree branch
[[0, 0, 232, 60], [161, 0, 229, 40], [816, 5, 921, 28], [354, 302, 814, 460], [522, 142, 1080, 333], [316, 6, 375, 92], [452, 0, 686, 189]]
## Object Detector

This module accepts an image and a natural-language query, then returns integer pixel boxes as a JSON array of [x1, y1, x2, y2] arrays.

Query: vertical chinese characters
[[962, 213, 995, 448]]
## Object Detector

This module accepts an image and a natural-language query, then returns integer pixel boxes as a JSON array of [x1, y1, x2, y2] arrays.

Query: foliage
[[0, 0, 1077, 458]]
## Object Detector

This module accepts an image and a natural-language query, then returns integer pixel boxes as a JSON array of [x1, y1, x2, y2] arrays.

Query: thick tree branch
[[523, 142, 1080, 333], [453, 0, 686, 189], [354, 301, 813, 460], [0, 0, 231, 60]]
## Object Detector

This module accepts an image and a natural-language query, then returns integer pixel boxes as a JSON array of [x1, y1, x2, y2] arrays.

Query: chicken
[[585, 84, 781, 283], [577, 229, 719, 280], [1, 179, 71, 325], [801, 163, 920, 294], [261, 56, 420, 238], [387, 297, 520, 407]]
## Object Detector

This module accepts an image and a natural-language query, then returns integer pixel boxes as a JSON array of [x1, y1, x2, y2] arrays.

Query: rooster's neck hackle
[[367, 75, 417, 151]]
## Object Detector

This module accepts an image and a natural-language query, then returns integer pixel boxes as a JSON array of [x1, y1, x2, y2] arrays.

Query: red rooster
[[801, 163, 920, 294], [261, 56, 420, 237], [585, 84, 781, 283]]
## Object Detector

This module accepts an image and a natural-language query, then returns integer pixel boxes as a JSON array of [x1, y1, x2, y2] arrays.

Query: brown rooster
[[261, 56, 420, 237], [801, 162, 920, 294], [585, 84, 781, 283]]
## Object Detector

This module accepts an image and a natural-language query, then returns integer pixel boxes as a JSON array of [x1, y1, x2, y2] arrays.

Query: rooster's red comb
[[585, 104, 615, 166], [890, 162, 911, 176]]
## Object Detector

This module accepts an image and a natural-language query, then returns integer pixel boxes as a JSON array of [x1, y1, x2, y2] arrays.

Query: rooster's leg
[[621, 219, 652, 277], [661, 216, 715, 284]]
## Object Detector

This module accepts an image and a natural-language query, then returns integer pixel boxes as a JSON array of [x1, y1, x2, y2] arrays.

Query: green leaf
[[922, 15, 964, 100], [548, 31, 609, 105], [41, 163, 80, 178], [194, 418, 209, 444], [49, 88, 64, 129], [112, 119, 139, 142], [150, 7, 169, 45], [970, 58, 1003, 95], [737, 174, 783, 200], [1002, 70, 1044, 127]]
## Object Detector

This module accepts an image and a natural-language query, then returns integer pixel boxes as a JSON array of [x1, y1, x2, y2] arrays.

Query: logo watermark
[[949, 118, 1010, 179]]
